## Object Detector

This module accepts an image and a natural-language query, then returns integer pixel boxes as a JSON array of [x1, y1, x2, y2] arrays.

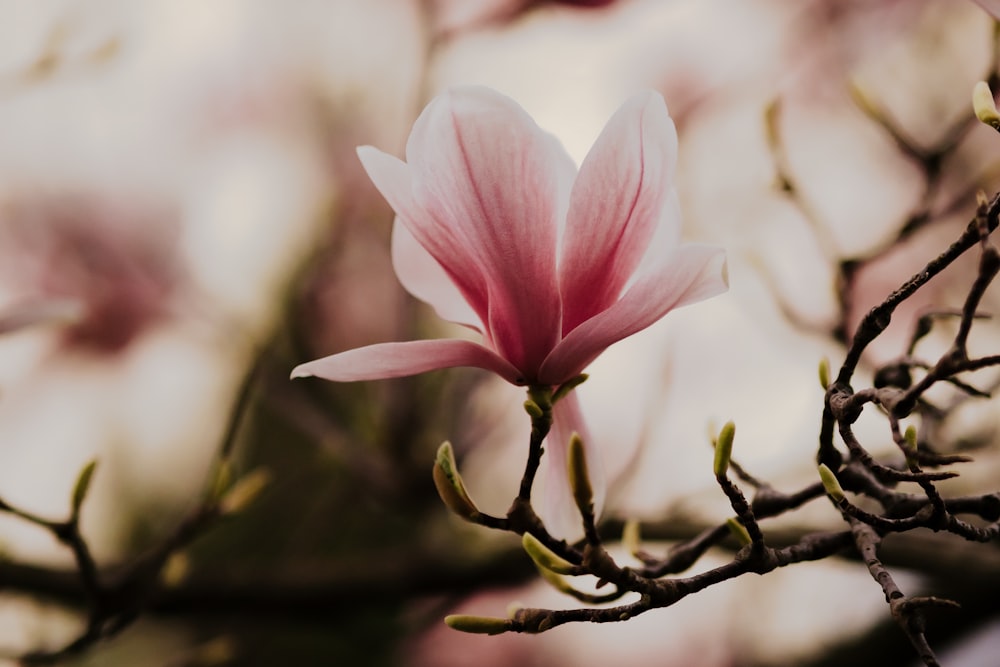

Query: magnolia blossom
[[971, 0, 1000, 17], [0, 196, 179, 354], [293, 86, 727, 535]]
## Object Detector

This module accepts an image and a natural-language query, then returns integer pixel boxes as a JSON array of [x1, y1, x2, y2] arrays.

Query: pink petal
[[539, 391, 606, 541], [0, 298, 84, 335], [403, 86, 574, 376], [357, 146, 492, 326], [559, 91, 680, 334], [539, 244, 727, 385], [971, 0, 1000, 18], [291, 339, 523, 384], [390, 218, 481, 330]]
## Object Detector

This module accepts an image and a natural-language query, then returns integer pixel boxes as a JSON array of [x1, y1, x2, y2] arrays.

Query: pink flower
[[971, 0, 1000, 18], [0, 195, 179, 354], [292, 86, 727, 536], [293, 86, 726, 389]]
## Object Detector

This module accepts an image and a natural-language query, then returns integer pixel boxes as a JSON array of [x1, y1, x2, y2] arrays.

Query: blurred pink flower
[[293, 86, 726, 389], [971, 0, 1000, 17], [430, 0, 617, 38], [292, 86, 726, 536], [0, 195, 179, 354]]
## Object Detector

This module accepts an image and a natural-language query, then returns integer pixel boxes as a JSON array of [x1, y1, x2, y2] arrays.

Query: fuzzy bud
[[71, 460, 98, 518], [432, 441, 480, 520], [622, 519, 641, 558], [713, 422, 736, 478], [818, 464, 846, 502], [219, 468, 271, 515], [522, 533, 576, 575], [567, 433, 593, 516], [445, 615, 509, 635], [974, 81, 1000, 131], [725, 517, 753, 546], [818, 357, 831, 390]]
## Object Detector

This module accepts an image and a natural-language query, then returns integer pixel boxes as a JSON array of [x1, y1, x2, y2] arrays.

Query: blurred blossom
[[0, 194, 180, 354], [971, 0, 1000, 17], [430, 0, 617, 38]]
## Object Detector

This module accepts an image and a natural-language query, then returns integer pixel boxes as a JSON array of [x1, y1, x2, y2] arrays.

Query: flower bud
[[523, 399, 544, 419], [210, 460, 233, 502], [974, 81, 1000, 130], [219, 468, 271, 515], [567, 433, 593, 515], [444, 614, 509, 635], [725, 517, 752, 546], [71, 460, 98, 517], [818, 357, 831, 390], [818, 464, 845, 502], [522, 533, 576, 575], [160, 552, 191, 588], [432, 441, 480, 520], [713, 422, 736, 478], [622, 519, 641, 558], [553, 374, 588, 402]]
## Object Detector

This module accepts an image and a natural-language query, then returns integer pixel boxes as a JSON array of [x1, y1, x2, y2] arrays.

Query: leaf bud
[[432, 442, 480, 520], [567, 433, 593, 515], [725, 517, 752, 546], [713, 421, 736, 478], [974, 81, 1000, 130], [522, 533, 576, 575], [444, 615, 509, 635], [818, 464, 846, 502], [219, 468, 271, 515]]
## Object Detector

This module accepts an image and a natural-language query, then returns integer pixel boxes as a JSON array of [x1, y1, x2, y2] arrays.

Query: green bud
[[526, 385, 553, 412], [552, 374, 588, 402], [622, 519, 641, 558], [535, 562, 578, 595], [903, 425, 917, 451], [444, 615, 509, 635], [523, 399, 544, 419], [567, 433, 593, 515], [725, 517, 752, 546], [522, 533, 576, 575], [713, 421, 736, 478], [210, 460, 233, 501], [974, 81, 1000, 130], [432, 442, 480, 520], [219, 468, 271, 515], [818, 357, 830, 390], [818, 464, 845, 502], [160, 551, 191, 588], [71, 460, 98, 517]]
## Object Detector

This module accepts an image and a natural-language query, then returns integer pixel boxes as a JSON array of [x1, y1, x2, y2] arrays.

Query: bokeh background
[[1, 1, 999, 665]]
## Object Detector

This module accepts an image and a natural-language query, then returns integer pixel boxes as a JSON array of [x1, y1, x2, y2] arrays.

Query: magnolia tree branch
[[0, 361, 270, 664], [436, 182, 1000, 666], [1, 27, 999, 667]]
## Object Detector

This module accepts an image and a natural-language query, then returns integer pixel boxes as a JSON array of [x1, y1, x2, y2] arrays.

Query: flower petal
[[972, 0, 1000, 19], [291, 338, 523, 384], [559, 91, 680, 334], [390, 217, 481, 330], [538, 391, 606, 541], [403, 86, 574, 376], [539, 244, 727, 385], [358, 145, 493, 325]]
